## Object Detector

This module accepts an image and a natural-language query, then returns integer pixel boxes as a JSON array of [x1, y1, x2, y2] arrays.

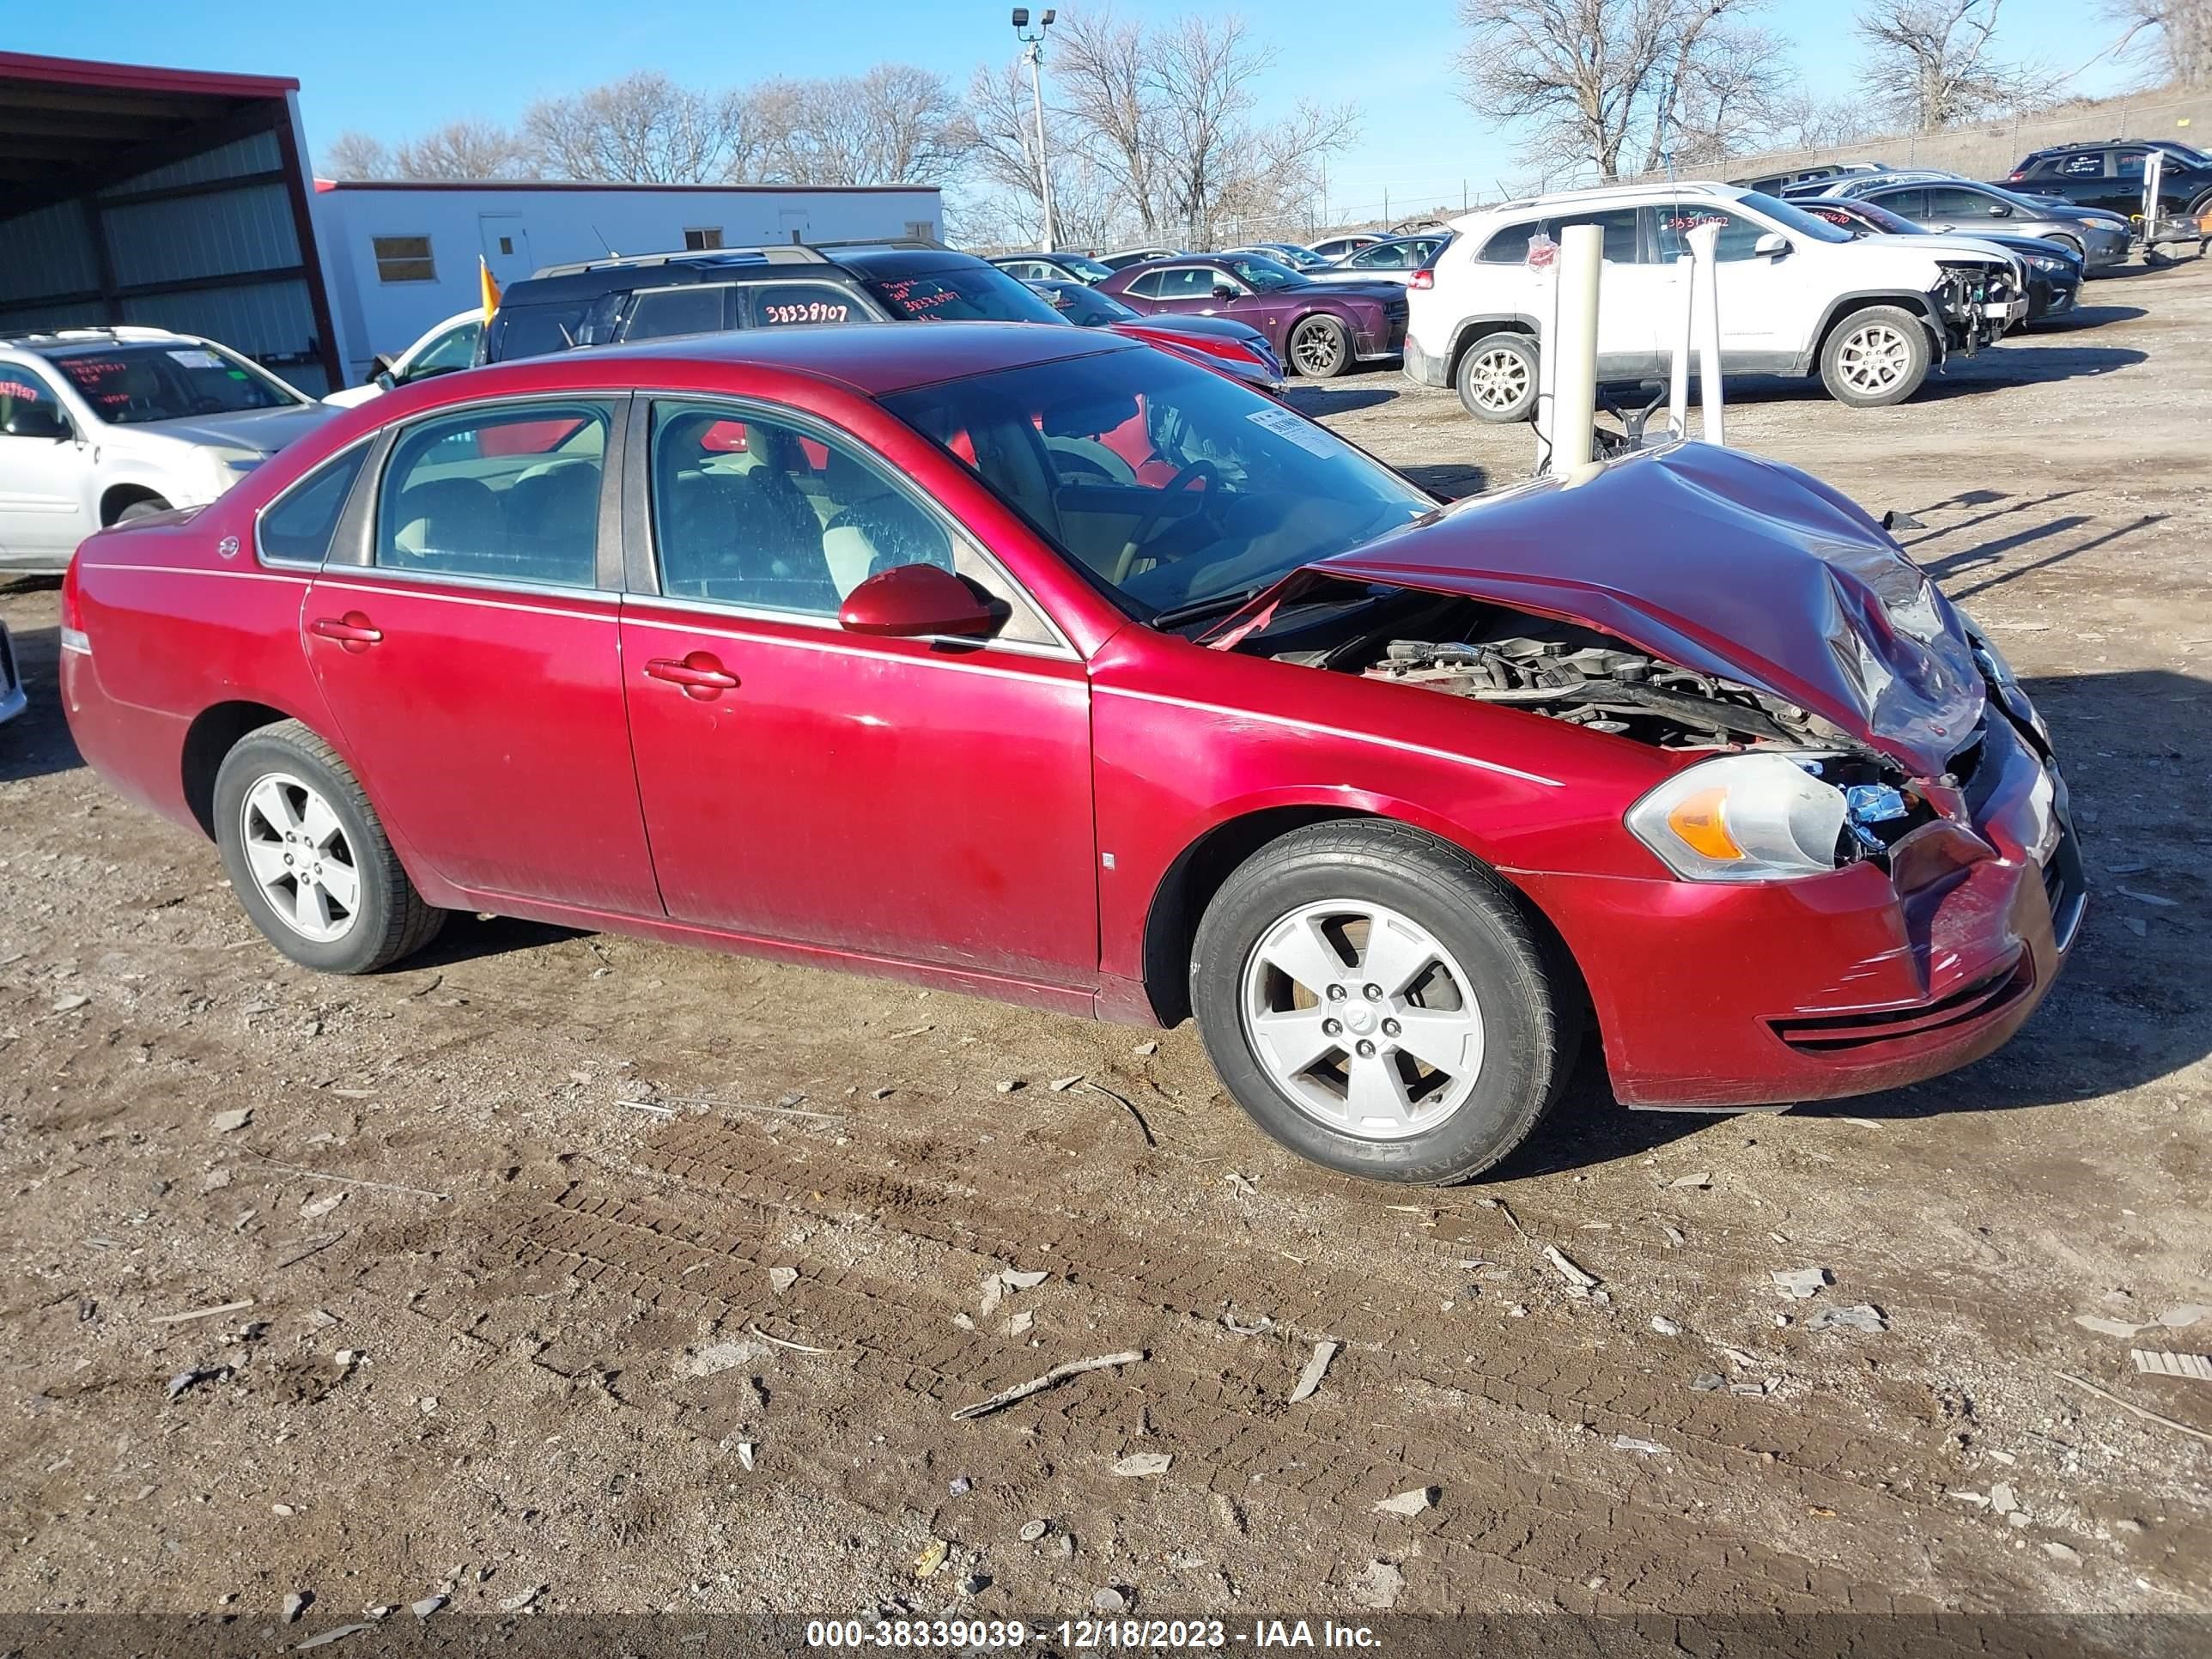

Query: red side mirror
[[838, 562, 996, 639]]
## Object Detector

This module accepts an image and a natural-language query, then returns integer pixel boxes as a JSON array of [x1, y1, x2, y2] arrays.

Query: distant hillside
[[1653, 82, 2212, 188]]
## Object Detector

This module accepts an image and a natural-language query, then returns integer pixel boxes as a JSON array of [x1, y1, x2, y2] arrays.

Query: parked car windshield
[[881, 345, 1431, 621], [1222, 255, 1304, 291], [864, 263, 1066, 324], [43, 342, 303, 425], [1733, 192, 1855, 244], [1030, 283, 1140, 325], [1059, 253, 1116, 282]]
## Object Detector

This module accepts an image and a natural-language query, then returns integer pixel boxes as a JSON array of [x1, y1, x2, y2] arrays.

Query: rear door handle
[[646, 652, 739, 698], [310, 612, 382, 650]]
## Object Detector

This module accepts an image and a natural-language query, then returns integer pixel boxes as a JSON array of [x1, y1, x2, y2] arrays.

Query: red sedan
[[59, 325, 2080, 1184]]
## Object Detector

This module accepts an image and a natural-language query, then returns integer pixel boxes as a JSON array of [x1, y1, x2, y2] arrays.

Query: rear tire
[[1820, 306, 1930, 408], [114, 496, 172, 524], [212, 720, 444, 975], [1189, 822, 1574, 1185], [1288, 314, 1351, 379], [1455, 331, 1539, 422]]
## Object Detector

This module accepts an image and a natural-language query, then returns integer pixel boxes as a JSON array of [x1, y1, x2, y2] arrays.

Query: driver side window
[[0, 366, 70, 438], [646, 400, 1054, 643], [1156, 267, 1223, 299]]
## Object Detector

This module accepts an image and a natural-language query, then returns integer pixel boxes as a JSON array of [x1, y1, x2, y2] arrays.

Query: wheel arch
[[99, 483, 170, 526], [1137, 799, 1585, 1030], [1806, 290, 1941, 374], [1444, 313, 1541, 379], [180, 700, 319, 839]]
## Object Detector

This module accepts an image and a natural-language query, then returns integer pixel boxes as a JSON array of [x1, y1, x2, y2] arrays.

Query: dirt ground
[[3, 257, 2209, 1633]]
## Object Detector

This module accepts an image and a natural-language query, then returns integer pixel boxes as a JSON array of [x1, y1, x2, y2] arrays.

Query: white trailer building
[[312, 181, 944, 387]]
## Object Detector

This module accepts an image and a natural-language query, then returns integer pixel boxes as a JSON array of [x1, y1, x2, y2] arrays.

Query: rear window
[[1479, 220, 1541, 263], [864, 264, 1065, 323], [484, 302, 591, 363], [623, 286, 730, 342]]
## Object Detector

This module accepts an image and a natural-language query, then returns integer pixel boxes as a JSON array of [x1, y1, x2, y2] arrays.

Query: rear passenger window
[[744, 283, 861, 326], [376, 403, 609, 588], [1553, 208, 1643, 262], [1122, 270, 1168, 298], [259, 446, 368, 567], [1479, 220, 1540, 263], [623, 286, 729, 341]]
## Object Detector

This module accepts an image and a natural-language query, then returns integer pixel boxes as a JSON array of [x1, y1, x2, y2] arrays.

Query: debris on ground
[[1091, 1588, 1128, 1613], [2044, 1541, 2082, 1565], [2131, 1349, 2212, 1381], [768, 1267, 799, 1297], [949, 1476, 972, 1496], [2159, 1305, 2207, 1328], [1287, 1339, 1339, 1403], [950, 1351, 1146, 1420], [1611, 1435, 1671, 1456], [496, 1584, 547, 1613], [283, 1592, 311, 1624], [1669, 1172, 1712, 1189], [150, 1297, 255, 1326], [410, 1595, 446, 1621], [1690, 1373, 1724, 1392], [674, 1339, 768, 1380], [1112, 1453, 1173, 1478], [995, 1079, 1023, 1094], [1008, 1310, 1034, 1338], [210, 1109, 252, 1133], [1219, 1307, 1273, 1336], [1771, 1267, 1832, 1298], [294, 1623, 373, 1649], [1018, 1520, 1049, 1543], [1373, 1487, 1436, 1517], [1991, 1483, 2021, 1516], [1808, 1304, 1888, 1334], [1048, 1075, 1082, 1091], [1650, 1316, 1683, 1336], [736, 1442, 755, 1472], [1133, 1041, 1158, 1055], [1351, 1560, 1406, 1611], [165, 1368, 221, 1401], [1541, 1245, 1599, 1295], [913, 1540, 949, 1579], [2053, 1370, 2212, 1446], [2076, 1315, 2149, 1338], [52, 994, 90, 1012]]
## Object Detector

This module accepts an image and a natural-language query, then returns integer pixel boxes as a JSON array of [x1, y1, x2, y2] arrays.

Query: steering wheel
[[1109, 461, 1218, 586]]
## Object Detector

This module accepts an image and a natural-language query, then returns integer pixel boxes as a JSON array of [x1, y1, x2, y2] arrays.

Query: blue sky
[[9, 1, 2154, 218]]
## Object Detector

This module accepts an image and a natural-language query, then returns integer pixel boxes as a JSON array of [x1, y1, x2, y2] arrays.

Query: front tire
[[1455, 331, 1539, 422], [1820, 306, 1930, 408], [212, 720, 444, 974], [1190, 823, 1574, 1184], [1288, 314, 1350, 379]]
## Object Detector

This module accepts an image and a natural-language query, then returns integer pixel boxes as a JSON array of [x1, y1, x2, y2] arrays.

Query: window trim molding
[[253, 435, 379, 570]]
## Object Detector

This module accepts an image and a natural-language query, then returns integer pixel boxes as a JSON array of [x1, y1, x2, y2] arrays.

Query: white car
[[0, 326, 336, 574], [323, 310, 483, 409], [1307, 234, 1452, 286], [1307, 233, 1386, 264], [1403, 182, 2026, 421]]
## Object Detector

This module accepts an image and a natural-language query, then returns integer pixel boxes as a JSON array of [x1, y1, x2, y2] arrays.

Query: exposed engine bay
[[1253, 592, 1937, 860]]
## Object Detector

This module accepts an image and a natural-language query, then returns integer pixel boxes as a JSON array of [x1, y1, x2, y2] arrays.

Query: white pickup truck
[[1404, 182, 2026, 419]]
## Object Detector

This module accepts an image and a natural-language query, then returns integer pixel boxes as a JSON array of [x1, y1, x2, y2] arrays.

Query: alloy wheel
[[239, 771, 362, 943], [1837, 324, 1911, 396], [1292, 321, 1345, 375], [1468, 346, 1531, 412], [1239, 899, 1486, 1140]]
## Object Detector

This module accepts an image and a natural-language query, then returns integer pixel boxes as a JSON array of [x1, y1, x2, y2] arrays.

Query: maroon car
[[59, 326, 2078, 1187], [1099, 253, 1408, 379]]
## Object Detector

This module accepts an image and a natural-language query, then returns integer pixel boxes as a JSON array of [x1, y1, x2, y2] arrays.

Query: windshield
[[46, 342, 303, 425], [1222, 255, 1303, 291], [1735, 191, 1855, 244], [1031, 283, 1139, 325], [880, 345, 1431, 622], [866, 263, 1066, 323]]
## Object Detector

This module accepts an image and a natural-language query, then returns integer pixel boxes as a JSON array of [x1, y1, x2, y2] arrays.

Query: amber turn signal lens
[[1666, 787, 1744, 861]]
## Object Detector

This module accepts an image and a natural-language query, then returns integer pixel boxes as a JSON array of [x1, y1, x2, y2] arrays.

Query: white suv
[[1405, 182, 2026, 421], [0, 326, 336, 573]]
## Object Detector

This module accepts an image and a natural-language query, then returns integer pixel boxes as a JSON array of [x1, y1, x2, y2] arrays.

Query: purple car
[[1097, 253, 1408, 379]]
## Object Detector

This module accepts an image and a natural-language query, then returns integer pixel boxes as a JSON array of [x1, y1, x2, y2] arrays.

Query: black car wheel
[[1190, 822, 1577, 1185], [1288, 315, 1350, 379]]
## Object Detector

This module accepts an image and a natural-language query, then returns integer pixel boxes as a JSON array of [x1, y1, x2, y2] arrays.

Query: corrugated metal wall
[[0, 118, 333, 392]]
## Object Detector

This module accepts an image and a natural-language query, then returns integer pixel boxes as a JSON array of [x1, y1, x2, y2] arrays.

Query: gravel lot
[[3, 257, 2208, 1628]]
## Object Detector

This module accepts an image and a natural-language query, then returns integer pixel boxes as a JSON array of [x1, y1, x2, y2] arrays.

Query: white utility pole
[[1013, 9, 1058, 252]]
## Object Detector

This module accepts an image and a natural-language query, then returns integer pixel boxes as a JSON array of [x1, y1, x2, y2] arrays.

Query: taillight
[[2007, 170, 2027, 181], [1409, 268, 1435, 290], [60, 556, 83, 633]]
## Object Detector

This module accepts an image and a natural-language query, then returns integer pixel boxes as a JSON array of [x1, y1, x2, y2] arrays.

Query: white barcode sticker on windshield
[[1247, 404, 1339, 458], [167, 349, 223, 368]]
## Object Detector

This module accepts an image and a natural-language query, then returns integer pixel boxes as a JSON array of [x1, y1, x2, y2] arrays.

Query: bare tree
[[1854, 0, 2058, 131], [392, 120, 535, 182], [2098, 0, 2212, 84], [1456, 0, 1782, 180], [525, 72, 764, 184], [1050, 9, 1358, 245], [758, 65, 969, 186], [319, 131, 393, 180]]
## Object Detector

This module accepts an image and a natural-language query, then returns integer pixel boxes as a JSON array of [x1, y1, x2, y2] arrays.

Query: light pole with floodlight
[[1012, 8, 1058, 252]]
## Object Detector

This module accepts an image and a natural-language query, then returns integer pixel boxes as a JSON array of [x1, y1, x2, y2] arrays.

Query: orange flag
[[479, 255, 501, 325]]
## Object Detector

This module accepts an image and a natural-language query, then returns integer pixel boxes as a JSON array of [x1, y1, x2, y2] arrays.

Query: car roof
[[2, 325, 200, 355], [500, 245, 981, 307], [429, 320, 1139, 401]]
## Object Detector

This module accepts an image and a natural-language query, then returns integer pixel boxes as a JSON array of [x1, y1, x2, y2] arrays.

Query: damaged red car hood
[[1218, 443, 1985, 778]]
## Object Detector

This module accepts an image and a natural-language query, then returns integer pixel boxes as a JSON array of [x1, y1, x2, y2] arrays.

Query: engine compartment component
[[1352, 629, 1826, 750]]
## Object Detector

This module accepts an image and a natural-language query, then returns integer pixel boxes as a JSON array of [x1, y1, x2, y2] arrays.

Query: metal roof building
[[0, 52, 342, 392]]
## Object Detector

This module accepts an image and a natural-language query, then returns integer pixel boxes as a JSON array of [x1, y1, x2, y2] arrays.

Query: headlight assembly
[[1626, 751, 1850, 883]]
